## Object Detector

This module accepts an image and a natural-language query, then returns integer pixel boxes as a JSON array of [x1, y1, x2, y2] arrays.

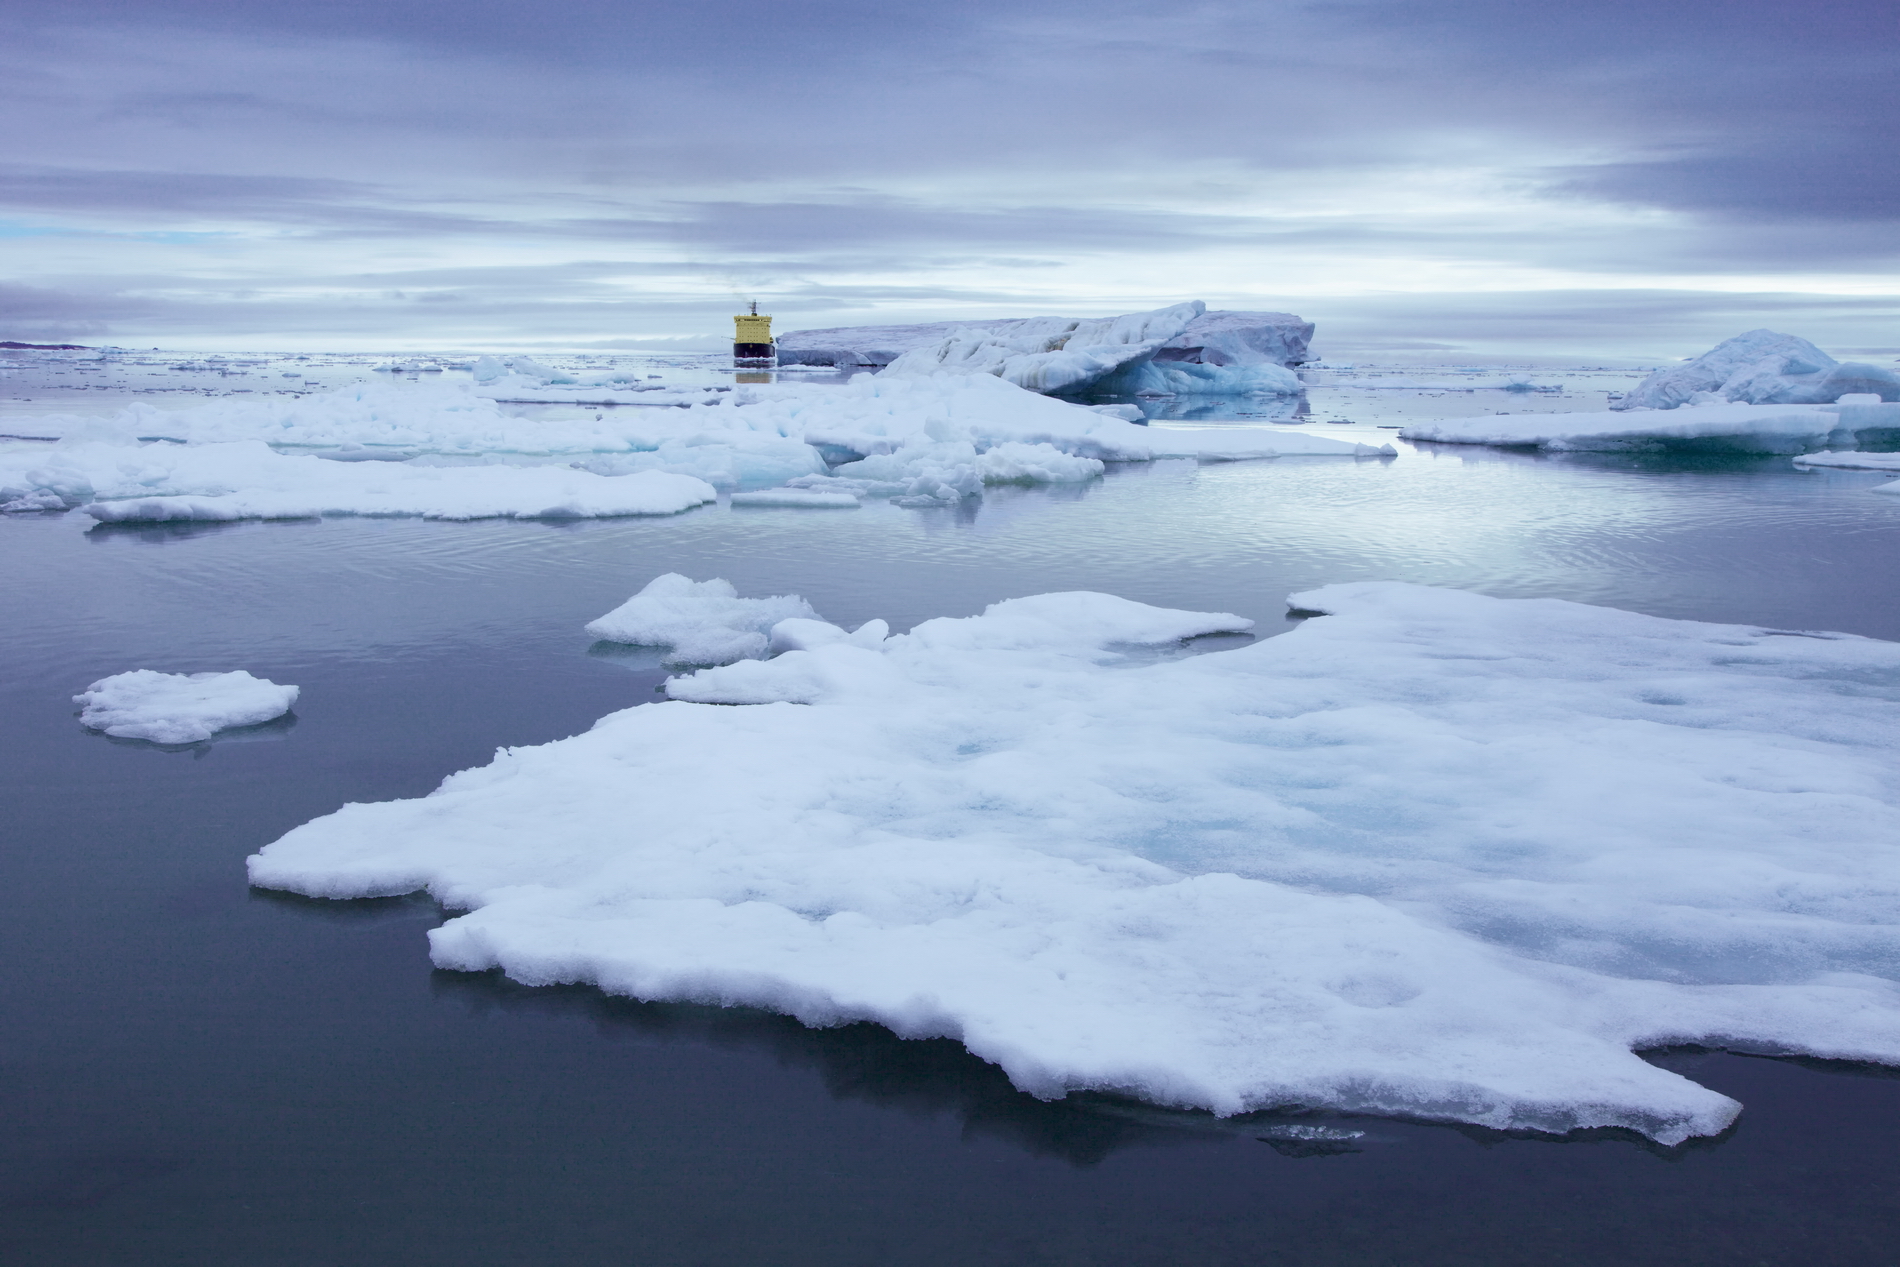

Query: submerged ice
[[77, 669, 299, 743], [249, 581, 1900, 1144]]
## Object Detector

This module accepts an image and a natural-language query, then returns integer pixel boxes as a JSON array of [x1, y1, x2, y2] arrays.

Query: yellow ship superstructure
[[733, 303, 774, 364]]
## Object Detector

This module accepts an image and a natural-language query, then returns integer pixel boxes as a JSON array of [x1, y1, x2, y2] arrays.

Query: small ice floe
[[1400, 401, 1898, 455], [584, 574, 820, 666], [1792, 450, 1900, 472], [76, 669, 299, 744]]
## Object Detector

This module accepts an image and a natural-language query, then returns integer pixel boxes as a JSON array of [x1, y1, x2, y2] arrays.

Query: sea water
[[3, 352, 1899, 1264]]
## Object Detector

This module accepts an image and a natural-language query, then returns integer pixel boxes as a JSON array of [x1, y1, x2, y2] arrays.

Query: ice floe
[[10, 439, 718, 522], [1400, 400, 1900, 454], [77, 669, 299, 743], [0, 374, 1388, 518], [1792, 450, 1900, 472], [1617, 330, 1900, 411], [250, 581, 1900, 1144], [584, 574, 820, 666]]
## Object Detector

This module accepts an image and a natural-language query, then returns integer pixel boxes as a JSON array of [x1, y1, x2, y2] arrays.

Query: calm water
[[4, 370, 1900, 1264]]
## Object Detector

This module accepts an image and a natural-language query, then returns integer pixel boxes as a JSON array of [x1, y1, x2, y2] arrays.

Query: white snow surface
[[1792, 451, 1900, 472], [28, 441, 718, 522], [1618, 330, 1900, 410], [0, 376, 1385, 516], [1398, 401, 1897, 454], [249, 582, 1900, 1144], [584, 574, 821, 666], [77, 669, 299, 744]]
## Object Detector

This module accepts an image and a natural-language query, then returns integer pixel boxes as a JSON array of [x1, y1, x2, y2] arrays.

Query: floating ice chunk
[[1618, 330, 1900, 410], [583, 574, 820, 666], [1792, 451, 1900, 471], [77, 669, 298, 744], [728, 489, 860, 508], [251, 584, 1900, 1142], [1400, 402, 1871, 454]]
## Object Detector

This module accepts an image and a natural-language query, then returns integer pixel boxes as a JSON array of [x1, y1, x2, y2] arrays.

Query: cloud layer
[[2, 0, 1895, 356]]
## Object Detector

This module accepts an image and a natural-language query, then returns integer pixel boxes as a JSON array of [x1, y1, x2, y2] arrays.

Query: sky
[[1, 0, 1895, 360]]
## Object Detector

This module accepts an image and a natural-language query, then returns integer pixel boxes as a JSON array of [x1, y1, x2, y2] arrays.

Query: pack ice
[[1617, 330, 1900, 411], [1400, 399, 1900, 454], [249, 580, 1900, 1143], [1, 375, 1386, 519], [77, 669, 299, 743]]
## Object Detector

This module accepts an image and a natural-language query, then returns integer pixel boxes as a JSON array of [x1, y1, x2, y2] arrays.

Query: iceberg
[[785, 304, 1310, 397], [1399, 400, 1900, 454], [77, 669, 298, 744], [1617, 330, 1900, 411], [584, 574, 820, 666], [249, 582, 1900, 1144]]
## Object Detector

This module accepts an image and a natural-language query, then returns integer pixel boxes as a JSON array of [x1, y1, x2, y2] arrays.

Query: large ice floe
[[1617, 330, 1900, 411], [77, 669, 299, 743], [249, 579, 1900, 1144], [0, 374, 1388, 519], [18, 440, 718, 523], [1400, 399, 1900, 454], [784, 302, 1311, 397]]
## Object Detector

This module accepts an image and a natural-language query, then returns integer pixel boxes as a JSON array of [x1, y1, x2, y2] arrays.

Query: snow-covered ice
[[878, 302, 1307, 397], [0, 374, 1387, 518], [77, 669, 299, 743], [249, 581, 1900, 1144], [583, 574, 820, 666], [1400, 401, 1900, 454], [32, 441, 720, 522], [1617, 330, 1900, 411], [1792, 450, 1900, 472]]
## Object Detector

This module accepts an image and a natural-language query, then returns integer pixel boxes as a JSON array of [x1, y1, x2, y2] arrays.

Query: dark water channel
[[4, 442, 1900, 1264]]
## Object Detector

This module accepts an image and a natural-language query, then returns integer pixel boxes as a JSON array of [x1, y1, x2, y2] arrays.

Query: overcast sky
[[2, 0, 1895, 359]]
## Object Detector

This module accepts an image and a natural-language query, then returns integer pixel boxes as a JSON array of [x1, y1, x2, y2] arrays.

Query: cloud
[[0, 0, 1894, 351]]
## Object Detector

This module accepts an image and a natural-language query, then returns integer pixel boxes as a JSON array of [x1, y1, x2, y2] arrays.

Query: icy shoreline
[[250, 581, 1900, 1144]]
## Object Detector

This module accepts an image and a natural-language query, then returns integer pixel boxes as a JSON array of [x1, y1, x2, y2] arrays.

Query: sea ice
[[1792, 451, 1900, 472], [249, 582, 1900, 1143], [877, 302, 1308, 397], [1, 374, 1386, 519], [44, 441, 720, 522], [1617, 330, 1900, 411], [583, 574, 820, 666], [1399, 401, 1898, 454], [77, 669, 299, 744], [781, 307, 1312, 396]]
